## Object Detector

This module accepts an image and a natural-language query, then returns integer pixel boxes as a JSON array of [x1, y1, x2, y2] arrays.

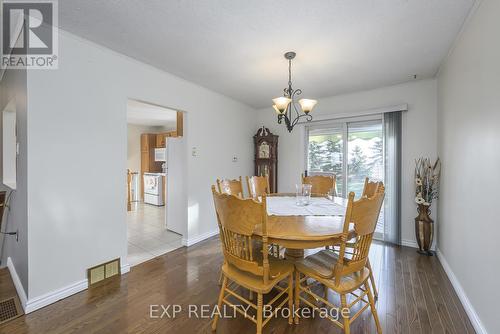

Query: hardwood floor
[[0, 237, 474, 333]]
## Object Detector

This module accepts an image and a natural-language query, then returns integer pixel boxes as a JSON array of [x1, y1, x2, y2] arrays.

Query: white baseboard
[[401, 238, 436, 251], [121, 263, 131, 275], [436, 248, 487, 334], [182, 229, 219, 247], [26, 262, 131, 313], [6, 257, 28, 311], [7, 257, 132, 314], [401, 238, 419, 248], [25, 279, 88, 314]]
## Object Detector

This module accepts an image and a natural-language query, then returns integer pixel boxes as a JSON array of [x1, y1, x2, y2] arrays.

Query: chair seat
[[295, 249, 370, 293], [296, 249, 340, 278], [222, 257, 294, 294]]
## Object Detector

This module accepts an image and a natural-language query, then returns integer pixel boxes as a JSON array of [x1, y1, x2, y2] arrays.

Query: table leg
[[285, 247, 324, 311]]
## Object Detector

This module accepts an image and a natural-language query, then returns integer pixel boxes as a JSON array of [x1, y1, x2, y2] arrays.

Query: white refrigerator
[[166, 137, 186, 235]]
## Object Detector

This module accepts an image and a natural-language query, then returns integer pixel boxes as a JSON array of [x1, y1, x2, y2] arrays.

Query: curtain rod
[[300, 103, 408, 125]]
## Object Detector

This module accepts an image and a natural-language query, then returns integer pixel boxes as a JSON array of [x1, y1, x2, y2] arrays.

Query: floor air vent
[[88, 258, 121, 286], [0, 297, 23, 324]]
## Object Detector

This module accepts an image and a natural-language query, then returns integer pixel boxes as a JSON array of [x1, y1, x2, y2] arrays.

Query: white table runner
[[266, 196, 346, 216]]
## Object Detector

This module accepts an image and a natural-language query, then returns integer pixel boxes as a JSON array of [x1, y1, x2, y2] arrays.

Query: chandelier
[[272, 51, 317, 132]]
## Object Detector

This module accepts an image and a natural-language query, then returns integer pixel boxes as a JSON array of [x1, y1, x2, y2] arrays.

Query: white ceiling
[[126, 100, 177, 127], [59, 0, 475, 109]]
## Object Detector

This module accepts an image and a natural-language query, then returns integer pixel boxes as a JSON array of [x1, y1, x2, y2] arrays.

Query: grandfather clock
[[253, 127, 278, 193]]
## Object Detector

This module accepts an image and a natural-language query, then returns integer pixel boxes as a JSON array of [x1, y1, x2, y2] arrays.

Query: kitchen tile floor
[[127, 202, 183, 267]]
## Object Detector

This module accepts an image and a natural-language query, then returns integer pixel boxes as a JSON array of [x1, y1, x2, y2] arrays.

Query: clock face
[[258, 141, 270, 158]]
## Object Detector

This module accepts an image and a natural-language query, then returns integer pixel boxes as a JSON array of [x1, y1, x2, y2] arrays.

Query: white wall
[[25, 30, 255, 302], [437, 0, 499, 332], [2, 101, 18, 189], [0, 63, 29, 298], [256, 79, 438, 245]]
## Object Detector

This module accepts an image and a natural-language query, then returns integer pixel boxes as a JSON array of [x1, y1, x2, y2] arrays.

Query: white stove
[[143, 172, 165, 206]]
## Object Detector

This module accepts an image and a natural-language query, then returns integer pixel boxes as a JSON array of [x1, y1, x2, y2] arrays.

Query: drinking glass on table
[[303, 184, 312, 205], [296, 184, 312, 206]]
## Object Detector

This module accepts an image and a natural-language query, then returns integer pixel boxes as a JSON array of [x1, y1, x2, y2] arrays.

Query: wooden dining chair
[[356, 177, 384, 298], [302, 174, 337, 196], [246, 175, 270, 199], [362, 177, 383, 198], [329, 178, 385, 292], [213, 184, 252, 287], [294, 187, 385, 334], [211, 187, 294, 334], [217, 176, 244, 198]]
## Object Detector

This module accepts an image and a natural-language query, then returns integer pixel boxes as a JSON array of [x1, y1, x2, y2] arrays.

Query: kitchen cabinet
[[140, 151, 149, 172], [176, 111, 183, 137], [140, 133, 150, 152], [156, 131, 179, 148], [141, 134, 162, 172], [156, 134, 166, 148]]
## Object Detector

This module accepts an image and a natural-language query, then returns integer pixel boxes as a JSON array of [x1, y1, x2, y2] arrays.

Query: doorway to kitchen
[[126, 99, 184, 266]]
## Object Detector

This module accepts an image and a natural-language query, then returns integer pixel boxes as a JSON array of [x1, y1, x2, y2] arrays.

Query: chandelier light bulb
[[298, 99, 318, 114], [272, 105, 285, 114], [272, 97, 291, 113]]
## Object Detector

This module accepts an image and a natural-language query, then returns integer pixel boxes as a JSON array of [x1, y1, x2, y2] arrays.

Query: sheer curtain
[[383, 111, 402, 245]]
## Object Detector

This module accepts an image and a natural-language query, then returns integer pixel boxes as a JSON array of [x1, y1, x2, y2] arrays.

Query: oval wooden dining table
[[253, 195, 356, 261]]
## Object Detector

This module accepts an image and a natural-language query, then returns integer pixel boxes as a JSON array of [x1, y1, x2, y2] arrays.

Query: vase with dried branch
[[414, 157, 441, 255]]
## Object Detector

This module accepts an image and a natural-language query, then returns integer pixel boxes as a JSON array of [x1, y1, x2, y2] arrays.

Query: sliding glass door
[[307, 126, 344, 194], [306, 117, 384, 236], [346, 121, 384, 197]]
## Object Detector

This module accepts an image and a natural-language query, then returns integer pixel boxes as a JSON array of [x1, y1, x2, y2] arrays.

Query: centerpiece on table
[[414, 157, 441, 256]]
